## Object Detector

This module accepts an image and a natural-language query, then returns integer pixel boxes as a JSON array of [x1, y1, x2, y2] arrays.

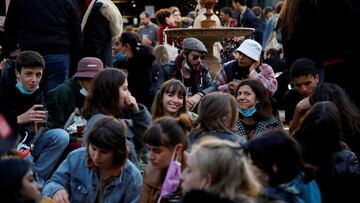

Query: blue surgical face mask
[[80, 87, 89, 97], [113, 52, 126, 63], [15, 82, 39, 95], [238, 106, 257, 117]]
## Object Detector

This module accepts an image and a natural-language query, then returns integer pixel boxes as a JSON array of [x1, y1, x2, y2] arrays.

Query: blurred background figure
[[155, 8, 177, 45], [169, 6, 182, 28], [219, 7, 238, 27], [138, 11, 159, 47], [193, 0, 222, 28], [232, 0, 263, 44], [219, 6, 239, 64], [263, 6, 274, 22], [151, 45, 170, 89], [80, 0, 123, 67]]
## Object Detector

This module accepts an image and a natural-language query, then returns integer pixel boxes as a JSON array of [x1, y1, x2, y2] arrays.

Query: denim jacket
[[42, 148, 143, 203], [266, 172, 321, 203]]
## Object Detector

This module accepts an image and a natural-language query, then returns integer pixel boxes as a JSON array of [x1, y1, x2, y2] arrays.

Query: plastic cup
[[34, 111, 48, 133]]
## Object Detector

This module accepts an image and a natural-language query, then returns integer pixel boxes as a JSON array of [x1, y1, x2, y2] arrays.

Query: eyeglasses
[[192, 55, 206, 61]]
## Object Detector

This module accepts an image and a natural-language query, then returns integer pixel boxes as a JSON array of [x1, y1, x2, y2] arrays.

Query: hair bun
[[177, 113, 192, 132]]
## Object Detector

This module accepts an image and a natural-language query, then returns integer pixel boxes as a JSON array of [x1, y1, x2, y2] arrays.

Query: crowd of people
[[1, 0, 360, 203]]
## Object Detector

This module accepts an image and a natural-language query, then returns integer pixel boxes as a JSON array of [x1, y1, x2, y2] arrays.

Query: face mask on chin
[[113, 52, 126, 63], [80, 87, 89, 97], [159, 145, 182, 200], [15, 81, 39, 95], [238, 106, 257, 117]]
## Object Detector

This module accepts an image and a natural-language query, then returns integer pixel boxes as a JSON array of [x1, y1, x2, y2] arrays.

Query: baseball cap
[[74, 57, 104, 78]]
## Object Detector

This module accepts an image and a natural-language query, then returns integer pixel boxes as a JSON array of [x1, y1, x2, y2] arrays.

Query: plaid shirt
[[214, 60, 278, 96], [233, 115, 283, 145]]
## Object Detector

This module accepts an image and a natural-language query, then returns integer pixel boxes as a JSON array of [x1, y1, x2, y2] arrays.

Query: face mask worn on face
[[158, 145, 182, 202], [239, 106, 257, 117], [113, 52, 126, 63], [16, 82, 39, 95], [80, 87, 89, 97]]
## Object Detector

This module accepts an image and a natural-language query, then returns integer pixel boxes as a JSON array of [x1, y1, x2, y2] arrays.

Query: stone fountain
[[164, 0, 254, 78]]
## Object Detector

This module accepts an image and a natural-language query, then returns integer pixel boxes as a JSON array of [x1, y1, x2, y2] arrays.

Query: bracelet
[[197, 92, 205, 98]]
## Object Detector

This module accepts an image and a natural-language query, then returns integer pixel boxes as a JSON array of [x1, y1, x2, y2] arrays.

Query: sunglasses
[[192, 55, 206, 61]]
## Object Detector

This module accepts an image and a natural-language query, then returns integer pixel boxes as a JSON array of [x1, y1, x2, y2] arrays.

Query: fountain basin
[[164, 27, 254, 41]]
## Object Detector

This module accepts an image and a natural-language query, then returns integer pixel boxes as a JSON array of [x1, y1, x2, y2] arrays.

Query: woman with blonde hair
[[181, 138, 263, 203]]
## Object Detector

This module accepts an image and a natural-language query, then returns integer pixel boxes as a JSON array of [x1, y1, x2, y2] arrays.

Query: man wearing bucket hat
[[46, 57, 104, 129], [151, 37, 217, 111], [214, 39, 277, 96]]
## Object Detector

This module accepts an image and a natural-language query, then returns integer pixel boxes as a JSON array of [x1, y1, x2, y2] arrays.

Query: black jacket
[[115, 52, 154, 109], [80, 1, 112, 67], [4, 0, 81, 74], [0, 60, 49, 141]]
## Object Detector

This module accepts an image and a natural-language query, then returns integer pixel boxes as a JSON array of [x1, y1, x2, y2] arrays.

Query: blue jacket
[[42, 148, 143, 203], [266, 172, 321, 203]]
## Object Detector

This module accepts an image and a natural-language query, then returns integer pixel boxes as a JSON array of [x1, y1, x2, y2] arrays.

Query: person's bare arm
[[289, 97, 311, 134]]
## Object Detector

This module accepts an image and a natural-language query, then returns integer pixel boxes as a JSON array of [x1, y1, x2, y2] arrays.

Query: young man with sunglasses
[[150, 37, 217, 111], [214, 39, 277, 96]]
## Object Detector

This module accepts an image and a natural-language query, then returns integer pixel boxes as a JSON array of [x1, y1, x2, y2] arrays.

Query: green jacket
[[46, 78, 85, 129]]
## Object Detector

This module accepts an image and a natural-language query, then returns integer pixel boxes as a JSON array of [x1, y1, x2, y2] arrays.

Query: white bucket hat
[[236, 39, 262, 61]]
